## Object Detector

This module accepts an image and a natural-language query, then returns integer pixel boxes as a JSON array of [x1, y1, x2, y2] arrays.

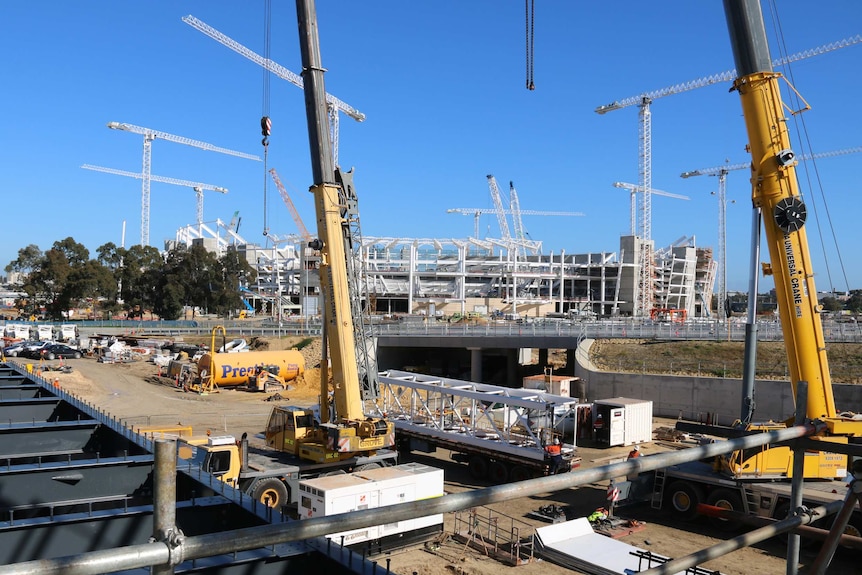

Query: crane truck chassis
[[174, 421, 397, 512]]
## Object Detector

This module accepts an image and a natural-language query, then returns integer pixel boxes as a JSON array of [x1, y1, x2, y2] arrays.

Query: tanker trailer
[[195, 349, 305, 392]]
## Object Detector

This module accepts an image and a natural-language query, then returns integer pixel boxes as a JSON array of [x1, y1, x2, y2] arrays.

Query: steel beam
[[0, 422, 99, 457], [0, 398, 64, 423], [0, 455, 153, 509], [0, 385, 43, 400]]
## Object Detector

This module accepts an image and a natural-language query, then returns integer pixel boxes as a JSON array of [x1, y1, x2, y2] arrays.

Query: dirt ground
[[14, 337, 858, 575]]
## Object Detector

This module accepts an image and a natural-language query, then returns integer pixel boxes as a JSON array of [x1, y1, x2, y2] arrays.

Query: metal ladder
[[651, 468, 667, 509]]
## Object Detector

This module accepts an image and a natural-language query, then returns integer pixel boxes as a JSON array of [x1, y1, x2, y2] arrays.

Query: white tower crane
[[106, 121, 259, 246], [182, 15, 365, 166], [612, 181, 690, 236], [508, 181, 528, 259], [597, 35, 861, 316], [269, 167, 313, 244], [681, 146, 862, 315], [82, 164, 228, 232], [486, 175, 512, 245]]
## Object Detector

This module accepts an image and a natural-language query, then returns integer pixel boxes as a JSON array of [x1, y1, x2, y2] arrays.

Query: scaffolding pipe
[[697, 504, 862, 550], [0, 423, 819, 575], [639, 499, 845, 575], [810, 471, 862, 574], [786, 381, 808, 574], [152, 439, 180, 575]]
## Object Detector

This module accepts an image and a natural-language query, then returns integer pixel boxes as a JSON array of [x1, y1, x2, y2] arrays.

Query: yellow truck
[[174, 407, 398, 511]]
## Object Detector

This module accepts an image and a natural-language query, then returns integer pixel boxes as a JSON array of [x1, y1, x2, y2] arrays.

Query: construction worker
[[627, 445, 641, 481], [546, 437, 563, 474]]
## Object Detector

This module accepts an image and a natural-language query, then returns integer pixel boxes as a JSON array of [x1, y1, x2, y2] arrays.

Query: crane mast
[[725, 0, 854, 428], [295, 0, 391, 448]]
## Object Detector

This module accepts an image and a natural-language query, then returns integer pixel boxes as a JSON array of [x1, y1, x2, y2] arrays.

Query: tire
[[468, 455, 488, 480], [45, 353, 55, 360], [252, 478, 289, 509], [73, 352, 81, 359], [706, 488, 745, 531], [510, 466, 534, 482], [666, 481, 703, 521], [488, 460, 509, 483], [354, 463, 382, 472]]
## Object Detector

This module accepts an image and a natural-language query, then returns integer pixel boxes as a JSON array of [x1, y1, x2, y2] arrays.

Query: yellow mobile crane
[[263, 0, 395, 464], [653, 0, 862, 533]]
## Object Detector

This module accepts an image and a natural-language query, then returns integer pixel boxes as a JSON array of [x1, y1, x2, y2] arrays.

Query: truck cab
[[177, 435, 241, 487]]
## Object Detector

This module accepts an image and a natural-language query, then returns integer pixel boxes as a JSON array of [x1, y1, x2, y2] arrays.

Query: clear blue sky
[[2, 1, 860, 293]]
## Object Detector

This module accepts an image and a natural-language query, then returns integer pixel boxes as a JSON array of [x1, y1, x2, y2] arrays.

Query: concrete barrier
[[575, 338, 862, 423]]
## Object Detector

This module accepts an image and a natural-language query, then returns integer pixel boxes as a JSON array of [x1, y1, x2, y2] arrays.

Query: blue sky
[[2, 1, 861, 293]]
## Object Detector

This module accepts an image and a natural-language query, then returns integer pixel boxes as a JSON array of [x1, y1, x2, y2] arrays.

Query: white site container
[[298, 463, 444, 546], [593, 397, 653, 447], [522, 374, 583, 398]]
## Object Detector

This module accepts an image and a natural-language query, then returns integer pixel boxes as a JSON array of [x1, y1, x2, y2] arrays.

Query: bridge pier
[[468, 347, 482, 382]]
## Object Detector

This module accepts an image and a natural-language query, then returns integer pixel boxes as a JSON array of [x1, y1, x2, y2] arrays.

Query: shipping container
[[297, 463, 444, 548], [593, 398, 653, 447]]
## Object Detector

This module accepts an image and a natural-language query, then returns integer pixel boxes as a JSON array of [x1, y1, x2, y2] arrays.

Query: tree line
[[4, 238, 257, 321]]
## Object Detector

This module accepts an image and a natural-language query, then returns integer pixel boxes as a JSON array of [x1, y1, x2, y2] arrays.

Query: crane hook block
[[261, 116, 272, 137]]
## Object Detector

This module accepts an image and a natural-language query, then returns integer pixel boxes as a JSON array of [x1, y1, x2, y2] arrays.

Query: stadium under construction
[[173, 218, 717, 321]]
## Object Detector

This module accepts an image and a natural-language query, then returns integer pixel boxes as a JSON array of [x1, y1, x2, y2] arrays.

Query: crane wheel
[[706, 488, 744, 531], [488, 460, 509, 483], [468, 455, 488, 480], [354, 463, 382, 472], [666, 481, 703, 521], [510, 466, 534, 482], [253, 478, 288, 509]]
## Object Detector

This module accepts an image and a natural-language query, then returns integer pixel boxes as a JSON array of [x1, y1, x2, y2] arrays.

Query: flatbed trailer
[[377, 370, 581, 482]]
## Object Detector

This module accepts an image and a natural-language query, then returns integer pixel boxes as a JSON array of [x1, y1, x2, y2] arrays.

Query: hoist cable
[[765, 0, 850, 294], [261, 0, 273, 238], [525, 0, 535, 90]]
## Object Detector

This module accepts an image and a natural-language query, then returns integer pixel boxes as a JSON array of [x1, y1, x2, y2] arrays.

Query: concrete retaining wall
[[575, 339, 862, 423]]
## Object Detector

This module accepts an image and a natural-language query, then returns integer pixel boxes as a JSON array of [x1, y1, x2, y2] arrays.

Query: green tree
[[115, 244, 163, 315], [847, 290, 862, 313], [213, 247, 257, 317], [819, 295, 844, 312], [5, 244, 43, 279]]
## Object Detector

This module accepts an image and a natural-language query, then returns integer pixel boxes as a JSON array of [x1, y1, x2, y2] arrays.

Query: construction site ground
[[14, 336, 858, 575]]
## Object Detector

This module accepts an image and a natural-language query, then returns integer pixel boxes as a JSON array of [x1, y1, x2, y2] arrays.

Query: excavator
[[263, 1, 394, 464]]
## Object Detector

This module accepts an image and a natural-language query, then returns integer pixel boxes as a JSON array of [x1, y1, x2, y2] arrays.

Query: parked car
[[36, 344, 83, 360], [4, 340, 51, 358]]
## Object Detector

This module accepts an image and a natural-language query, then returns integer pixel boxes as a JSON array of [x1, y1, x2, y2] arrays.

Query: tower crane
[[681, 146, 862, 314], [268, 168, 313, 243], [596, 35, 861, 316], [486, 175, 512, 246], [106, 121, 259, 246], [182, 14, 365, 166], [508, 181, 529, 258], [612, 181, 689, 236], [81, 164, 228, 233]]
